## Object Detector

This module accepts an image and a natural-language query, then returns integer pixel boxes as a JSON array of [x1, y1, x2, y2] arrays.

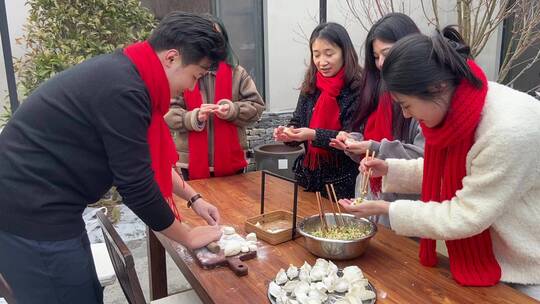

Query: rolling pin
[[206, 241, 221, 253]]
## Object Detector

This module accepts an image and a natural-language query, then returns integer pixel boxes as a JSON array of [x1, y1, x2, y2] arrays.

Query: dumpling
[[314, 258, 329, 271], [343, 293, 362, 304], [246, 232, 257, 242], [347, 284, 376, 302], [309, 266, 326, 282], [299, 267, 312, 283], [304, 296, 322, 304], [282, 280, 299, 293], [287, 264, 299, 279], [293, 281, 310, 299], [307, 287, 328, 302], [310, 281, 327, 294], [300, 261, 312, 273], [327, 261, 338, 276], [342, 265, 364, 284], [275, 294, 290, 304], [342, 266, 363, 278], [350, 278, 369, 288], [334, 277, 350, 293], [356, 289, 376, 301], [275, 268, 289, 285], [269, 281, 284, 298], [322, 272, 338, 293]]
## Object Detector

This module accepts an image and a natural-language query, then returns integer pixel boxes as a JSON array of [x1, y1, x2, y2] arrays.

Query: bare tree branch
[[421, 0, 438, 27], [432, 0, 440, 27], [526, 83, 540, 94]]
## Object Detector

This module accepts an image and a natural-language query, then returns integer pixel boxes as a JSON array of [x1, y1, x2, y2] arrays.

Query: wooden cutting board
[[191, 246, 257, 276]]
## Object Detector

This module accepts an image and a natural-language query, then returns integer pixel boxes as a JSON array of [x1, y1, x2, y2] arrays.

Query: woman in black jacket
[[274, 22, 362, 199]]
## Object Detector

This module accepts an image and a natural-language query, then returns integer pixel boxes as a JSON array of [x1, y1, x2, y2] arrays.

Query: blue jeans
[[0, 229, 103, 304]]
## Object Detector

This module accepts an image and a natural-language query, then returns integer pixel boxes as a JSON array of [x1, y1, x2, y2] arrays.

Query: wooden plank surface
[[151, 171, 537, 304]]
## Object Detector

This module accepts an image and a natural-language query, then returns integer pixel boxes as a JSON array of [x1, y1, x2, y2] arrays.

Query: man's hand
[[185, 225, 222, 249], [191, 198, 220, 225], [158, 220, 222, 250]]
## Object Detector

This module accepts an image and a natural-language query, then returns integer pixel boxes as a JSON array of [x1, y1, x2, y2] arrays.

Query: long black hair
[[203, 14, 239, 67], [348, 13, 420, 137], [300, 22, 362, 96], [382, 26, 482, 102]]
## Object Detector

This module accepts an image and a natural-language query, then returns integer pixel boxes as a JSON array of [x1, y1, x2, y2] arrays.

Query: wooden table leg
[[147, 227, 167, 300]]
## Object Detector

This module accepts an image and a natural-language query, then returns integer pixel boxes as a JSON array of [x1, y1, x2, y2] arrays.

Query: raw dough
[[223, 226, 235, 235], [246, 232, 257, 242], [223, 241, 242, 257]]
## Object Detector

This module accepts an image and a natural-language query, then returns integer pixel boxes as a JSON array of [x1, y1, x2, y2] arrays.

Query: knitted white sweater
[[384, 82, 540, 284]]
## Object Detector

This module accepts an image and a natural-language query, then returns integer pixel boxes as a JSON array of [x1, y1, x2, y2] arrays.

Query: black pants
[[0, 229, 103, 304]]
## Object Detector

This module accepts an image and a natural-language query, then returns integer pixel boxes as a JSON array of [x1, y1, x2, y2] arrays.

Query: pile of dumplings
[[220, 226, 258, 257], [268, 258, 376, 304]]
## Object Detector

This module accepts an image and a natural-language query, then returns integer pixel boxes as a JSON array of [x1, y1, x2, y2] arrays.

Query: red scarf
[[304, 69, 345, 170], [123, 41, 181, 220], [419, 60, 500, 286], [183, 62, 247, 180], [363, 92, 394, 195]]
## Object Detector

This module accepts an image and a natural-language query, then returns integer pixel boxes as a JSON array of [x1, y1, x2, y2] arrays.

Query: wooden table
[[148, 171, 537, 303]]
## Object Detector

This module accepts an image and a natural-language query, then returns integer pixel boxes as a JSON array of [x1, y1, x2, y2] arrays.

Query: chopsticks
[[325, 184, 345, 227], [324, 184, 338, 224], [355, 149, 376, 205], [315, 191, 328, 231]]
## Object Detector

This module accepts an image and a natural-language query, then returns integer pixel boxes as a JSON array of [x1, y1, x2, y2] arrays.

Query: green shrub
[[15, 0, 157, 97], [12, 0, 157, 212]]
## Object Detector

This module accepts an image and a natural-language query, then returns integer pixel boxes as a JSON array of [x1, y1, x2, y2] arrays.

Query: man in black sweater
[[0, 12, 226, 303]]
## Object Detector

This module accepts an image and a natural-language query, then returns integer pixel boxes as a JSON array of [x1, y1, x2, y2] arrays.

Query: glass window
[[215, 0, 265, 98]]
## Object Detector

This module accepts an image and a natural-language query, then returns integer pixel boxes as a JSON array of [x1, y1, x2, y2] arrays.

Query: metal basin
[[297, 213, 377, 260]]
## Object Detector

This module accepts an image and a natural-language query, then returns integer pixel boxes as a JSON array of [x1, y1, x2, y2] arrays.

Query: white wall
[[0, 1, 29, 113], [264, 0, 502, 112], [264, 0, 319, 112]]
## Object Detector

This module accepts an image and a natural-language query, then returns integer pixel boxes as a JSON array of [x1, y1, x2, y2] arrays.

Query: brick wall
[[245, 111, 293, 171]]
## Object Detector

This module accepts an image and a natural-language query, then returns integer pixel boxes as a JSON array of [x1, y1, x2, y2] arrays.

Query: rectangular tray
[[245, 210, 303, 245]]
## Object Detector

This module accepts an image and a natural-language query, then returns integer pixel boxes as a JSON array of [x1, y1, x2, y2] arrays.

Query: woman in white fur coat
[[340, 27, 540, 300]]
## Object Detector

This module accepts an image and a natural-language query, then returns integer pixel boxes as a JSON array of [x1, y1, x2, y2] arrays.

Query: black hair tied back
[[430, 26, 482, 88]]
